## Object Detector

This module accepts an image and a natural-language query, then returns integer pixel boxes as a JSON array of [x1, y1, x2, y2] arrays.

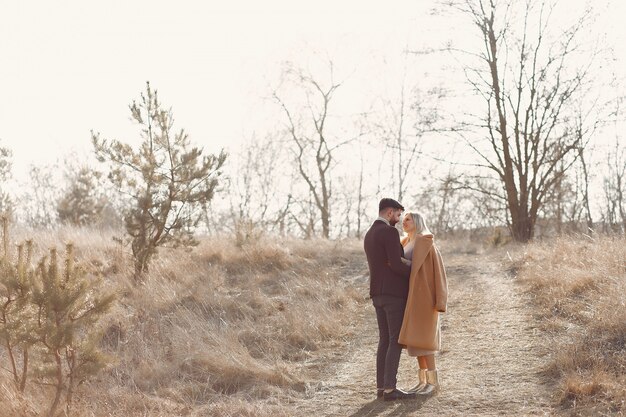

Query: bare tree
[[561, 73, 619, 232], [0, 160, 10, 213], [0, 144, 12, 216], [229, 133, 292, 244], [372, 62, 444, 202], [540, 159, 583, 234], [355, 147, 367, 238], [288, 192, 319, 239], [413, 171, 501, 236], [19, 165, 59, 228], [575, 142, 594, 230], [273, 61, 353, 238], [330, 137, 372, 239], [335, 175, 355, 238], [601, 139, 626, 233], [446, 0, 598, 242]]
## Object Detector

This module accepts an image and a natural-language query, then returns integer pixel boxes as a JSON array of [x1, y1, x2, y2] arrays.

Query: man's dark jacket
[[364, 220, 412, 299]]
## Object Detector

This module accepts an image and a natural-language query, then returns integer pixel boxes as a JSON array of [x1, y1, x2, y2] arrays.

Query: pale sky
[[0, 1, 431, 177], [1, 0, 625, 182]]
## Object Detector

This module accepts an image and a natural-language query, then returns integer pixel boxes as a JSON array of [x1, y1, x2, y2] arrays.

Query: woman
[[398, 212, 448, 395]]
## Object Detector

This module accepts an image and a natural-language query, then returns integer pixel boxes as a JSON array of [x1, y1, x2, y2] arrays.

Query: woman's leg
[[417, 355, 439, 395], [417, 356, 428, 369], [423, 354, 436, 370], [408, 356, 427, 393]]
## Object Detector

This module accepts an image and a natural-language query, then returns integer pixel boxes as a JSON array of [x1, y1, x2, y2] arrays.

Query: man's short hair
[[379, 198, 405, 212]]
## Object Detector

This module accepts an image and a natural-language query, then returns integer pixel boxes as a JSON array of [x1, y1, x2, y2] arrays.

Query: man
[[363, 198, 416, 401]]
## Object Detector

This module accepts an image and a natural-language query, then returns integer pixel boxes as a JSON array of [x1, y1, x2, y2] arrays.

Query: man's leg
[[382, 297, 407, 390], [372, 297, 389, 392]]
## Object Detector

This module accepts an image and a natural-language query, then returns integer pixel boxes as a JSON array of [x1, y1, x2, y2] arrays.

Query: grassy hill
[[1, 227, 367, 416], [511, 235, 626, 416]]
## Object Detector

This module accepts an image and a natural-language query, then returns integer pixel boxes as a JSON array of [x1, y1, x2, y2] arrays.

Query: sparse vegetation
[[512, 235, 626, 415], [0, 227, 367, 416], [1, 0, 624, 415]]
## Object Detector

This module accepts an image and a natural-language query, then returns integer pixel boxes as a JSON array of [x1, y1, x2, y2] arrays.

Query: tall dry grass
[[0, 226, 368, 416], [512, 235, 626, 416]]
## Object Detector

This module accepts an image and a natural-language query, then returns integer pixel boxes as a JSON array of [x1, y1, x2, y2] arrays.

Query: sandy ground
[[289, 250, 556, 417]]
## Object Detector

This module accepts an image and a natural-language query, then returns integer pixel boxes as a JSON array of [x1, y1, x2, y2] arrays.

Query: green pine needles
[[0, 217, 115, 417], [92, 82, 227, 279], [0, 235, 34, 394]]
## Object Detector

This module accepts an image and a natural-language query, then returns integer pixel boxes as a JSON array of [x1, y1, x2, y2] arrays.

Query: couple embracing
[[363, 198, 448, 401]]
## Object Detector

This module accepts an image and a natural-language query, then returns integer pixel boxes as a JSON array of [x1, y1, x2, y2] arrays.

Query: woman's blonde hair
[[406, 211, 432, 237]]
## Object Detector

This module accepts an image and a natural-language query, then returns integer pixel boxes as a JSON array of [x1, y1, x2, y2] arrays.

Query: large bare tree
[[371, 59, 444, 202], [448, 0, 598, 241], [273, 61, 352, 238]]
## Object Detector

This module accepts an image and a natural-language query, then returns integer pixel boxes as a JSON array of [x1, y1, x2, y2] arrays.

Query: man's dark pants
[[372, 294, 407, 390]]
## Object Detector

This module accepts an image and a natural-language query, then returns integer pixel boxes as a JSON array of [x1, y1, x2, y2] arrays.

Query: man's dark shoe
[[383, 388, 417, 401], [377, 389, 384, 399]]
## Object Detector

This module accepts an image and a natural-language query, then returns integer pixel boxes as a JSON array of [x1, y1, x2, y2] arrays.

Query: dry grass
[[0, 227, 368, 416], [512, 235, 626, 416]]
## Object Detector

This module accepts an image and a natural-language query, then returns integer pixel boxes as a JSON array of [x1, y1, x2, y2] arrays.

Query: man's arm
[[383, 227, 411, 278]]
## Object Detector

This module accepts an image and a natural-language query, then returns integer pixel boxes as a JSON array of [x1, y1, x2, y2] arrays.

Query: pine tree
[[0, 217, 36, 392], [57, 167, 106, 226], [31, 244, 115, 417], [92, 82, 227, 278]]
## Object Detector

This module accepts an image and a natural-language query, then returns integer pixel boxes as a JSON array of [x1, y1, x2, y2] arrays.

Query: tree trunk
[[66, 347, 76, 417], [47, 350, 64, 417], [321, 205, 330, 239], [356, 152, 364, 239], [5, 339, 19, 387], [510, 208, 534, 242], [19, 346, 27, 393], [578, 147, 594, 230]]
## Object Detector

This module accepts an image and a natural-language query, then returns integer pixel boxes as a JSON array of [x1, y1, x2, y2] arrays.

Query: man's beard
[[389, 219, 398, 226]]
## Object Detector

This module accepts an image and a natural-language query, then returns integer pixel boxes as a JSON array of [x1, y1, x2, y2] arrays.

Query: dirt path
[[291, 251, 554, 417]]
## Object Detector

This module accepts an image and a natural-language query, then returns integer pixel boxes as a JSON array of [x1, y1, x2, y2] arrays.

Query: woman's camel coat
[[398, 234, 448, 352]]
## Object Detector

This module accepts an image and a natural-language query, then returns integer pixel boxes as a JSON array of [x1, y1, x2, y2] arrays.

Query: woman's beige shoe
[[408, 368, 427, 393], [417, 370, 439, 395]]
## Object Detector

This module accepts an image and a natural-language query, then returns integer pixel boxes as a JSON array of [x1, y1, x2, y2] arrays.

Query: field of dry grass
[[0, 226, 368, 416], [3, 225, 624, 417], [511, 235, 626, 416]]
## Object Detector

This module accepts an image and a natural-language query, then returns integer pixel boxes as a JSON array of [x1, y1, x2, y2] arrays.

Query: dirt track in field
[[290, 250, 555, 417]]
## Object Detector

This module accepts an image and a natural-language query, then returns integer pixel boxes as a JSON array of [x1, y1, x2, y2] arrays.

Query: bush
[[0, 219, 115, 417]]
